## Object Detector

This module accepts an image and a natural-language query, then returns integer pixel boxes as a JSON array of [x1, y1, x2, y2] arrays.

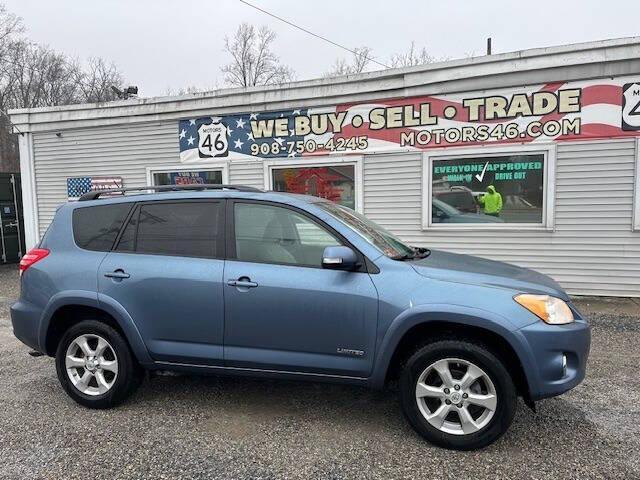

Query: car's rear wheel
[[400, 340, 517, 450], [55, 320, 143, 408]]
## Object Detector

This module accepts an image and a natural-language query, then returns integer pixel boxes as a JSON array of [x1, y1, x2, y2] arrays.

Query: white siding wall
[[31, 121, 640, 296], [227, 160, 264, 189], [33, 123, 178, 233], [363, 140, 640, 297], [32, 123, 265, 234]]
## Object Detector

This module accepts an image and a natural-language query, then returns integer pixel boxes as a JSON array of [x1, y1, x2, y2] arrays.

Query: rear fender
[[39, 291, 152, 364]]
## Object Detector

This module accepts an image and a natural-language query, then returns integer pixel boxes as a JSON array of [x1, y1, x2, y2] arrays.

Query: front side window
[[430, 153, 546, 225], [152, 170, 223, 186], [73, 203, 132, 251], [272, 165, 356, 209], [234, 202, 341, 267], [117, 202, 222, 258]]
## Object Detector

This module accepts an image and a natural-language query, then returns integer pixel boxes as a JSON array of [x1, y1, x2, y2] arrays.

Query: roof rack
[[78, 184, 263, 201]]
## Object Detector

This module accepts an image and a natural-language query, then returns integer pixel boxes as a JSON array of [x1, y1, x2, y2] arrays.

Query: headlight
[[514, 294, 574, 325]]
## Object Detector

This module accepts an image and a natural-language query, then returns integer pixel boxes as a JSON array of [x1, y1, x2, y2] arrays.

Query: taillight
[[19, 248, 50, 275]]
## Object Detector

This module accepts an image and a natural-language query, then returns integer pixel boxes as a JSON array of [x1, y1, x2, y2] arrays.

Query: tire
[[55, 320, 144, 409], [399, 340, 517, 450]]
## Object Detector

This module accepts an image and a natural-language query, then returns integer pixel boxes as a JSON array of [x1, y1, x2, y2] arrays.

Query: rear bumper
[[10, 300, 44, 353], [516, 318, 591, 401]]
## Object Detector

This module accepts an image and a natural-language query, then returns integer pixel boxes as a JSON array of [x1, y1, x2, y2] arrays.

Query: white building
[[10, 38, 640, 297]]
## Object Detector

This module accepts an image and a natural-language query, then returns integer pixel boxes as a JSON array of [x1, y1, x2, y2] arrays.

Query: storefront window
[[152, 170, 223, 186], [272, 165, 356, 209], [430, 154, 545, 225]]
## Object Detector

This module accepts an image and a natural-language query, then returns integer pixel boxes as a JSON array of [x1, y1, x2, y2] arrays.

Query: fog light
[[562, 354, 567, 377]]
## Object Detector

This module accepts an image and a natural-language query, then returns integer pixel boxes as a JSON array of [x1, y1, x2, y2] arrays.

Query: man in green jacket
[[479, 185, 503, 217]]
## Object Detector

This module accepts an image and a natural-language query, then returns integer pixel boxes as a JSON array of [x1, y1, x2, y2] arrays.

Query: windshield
[[317, 202, 417, 259], [432, 197, 461, 216]]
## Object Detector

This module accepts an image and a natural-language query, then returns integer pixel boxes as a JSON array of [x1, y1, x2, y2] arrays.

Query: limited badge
[[198, 122, 229, 157], [622, 82, 640, 131]]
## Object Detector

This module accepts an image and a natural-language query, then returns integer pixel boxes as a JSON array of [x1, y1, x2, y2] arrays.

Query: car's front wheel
[[55, 320, 143, 409], [400, 340, 517, 450]]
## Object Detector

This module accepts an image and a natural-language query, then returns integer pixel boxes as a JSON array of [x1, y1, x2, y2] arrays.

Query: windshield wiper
[[413, 246, 431, 258], [392, 247, 431, 261]]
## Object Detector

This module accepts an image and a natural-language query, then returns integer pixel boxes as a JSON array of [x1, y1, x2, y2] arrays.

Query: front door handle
[[227, 278, 258, 288], [104, 269, 130, 279]]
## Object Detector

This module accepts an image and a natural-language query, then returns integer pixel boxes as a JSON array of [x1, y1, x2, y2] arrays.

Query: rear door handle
[[227, 278, 258, 288], [104, 270, 130, 279]]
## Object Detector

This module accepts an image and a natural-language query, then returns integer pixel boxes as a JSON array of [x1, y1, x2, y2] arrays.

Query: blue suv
[[11, 185, 590, 450]]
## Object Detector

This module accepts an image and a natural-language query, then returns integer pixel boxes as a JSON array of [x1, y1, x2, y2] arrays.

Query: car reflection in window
[[432, 198, 504, 224]]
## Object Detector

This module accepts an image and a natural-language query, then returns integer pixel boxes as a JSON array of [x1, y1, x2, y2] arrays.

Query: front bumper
[[515, 318, 591, 401]]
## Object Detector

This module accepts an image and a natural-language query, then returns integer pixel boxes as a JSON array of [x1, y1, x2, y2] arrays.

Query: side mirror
[[322, 246, 358, 271], [432, 207, 448, 223]]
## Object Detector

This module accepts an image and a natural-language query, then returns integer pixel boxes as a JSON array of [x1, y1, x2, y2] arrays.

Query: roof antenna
[[486, 37, 492, 55]]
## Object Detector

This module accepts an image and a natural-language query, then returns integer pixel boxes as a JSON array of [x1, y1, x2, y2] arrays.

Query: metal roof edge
[[9, 36, 640, 133]]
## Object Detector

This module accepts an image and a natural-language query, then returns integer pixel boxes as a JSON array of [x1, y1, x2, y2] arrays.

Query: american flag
[[67, 176, 123, 200]]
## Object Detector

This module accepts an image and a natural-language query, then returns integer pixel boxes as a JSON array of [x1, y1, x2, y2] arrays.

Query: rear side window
[[73, 203, 132, 251], [116, 202, 222, 258]]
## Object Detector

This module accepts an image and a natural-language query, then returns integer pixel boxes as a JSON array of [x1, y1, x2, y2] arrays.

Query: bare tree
[[389, 41, 436, 68], [164, 82, 222, 96], [324, 46, 373, 77], [2, 40, 79, 108], [0, 3, 22, 61], [76, 57, 123, 103], [221, 23, 294, 88], [0, 4, 126, 172]]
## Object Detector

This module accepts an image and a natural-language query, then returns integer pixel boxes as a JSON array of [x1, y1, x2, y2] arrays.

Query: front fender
[[369, 303, 535, 390], [38, 290, 152, 364]]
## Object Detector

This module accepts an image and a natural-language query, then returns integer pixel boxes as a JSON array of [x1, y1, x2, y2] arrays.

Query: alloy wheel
[[65, 334, 118, 396], [415, 357, 497, 435]]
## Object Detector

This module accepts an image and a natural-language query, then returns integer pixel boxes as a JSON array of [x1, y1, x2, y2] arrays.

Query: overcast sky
[[4, 0, 639, 97]]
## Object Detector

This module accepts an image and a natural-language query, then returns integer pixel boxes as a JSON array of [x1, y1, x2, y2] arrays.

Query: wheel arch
[[40, 292, 152, 364], [371, 305, 534, 400]]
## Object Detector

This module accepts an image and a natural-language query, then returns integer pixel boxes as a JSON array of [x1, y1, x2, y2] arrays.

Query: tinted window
[[234, 203, 340, 267], [116, 212, 137, 252], [118, 202, 221, 258], [73, 203, 132, 251]]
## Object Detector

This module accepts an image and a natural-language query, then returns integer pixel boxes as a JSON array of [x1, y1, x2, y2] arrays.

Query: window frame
[[146, 163, 230, 186], [634, 138, 640, 231], [263, 156, 364, 213], [422, 144, 557, 231], [225, 199, 370, 272], [113, 199, 226, 259]]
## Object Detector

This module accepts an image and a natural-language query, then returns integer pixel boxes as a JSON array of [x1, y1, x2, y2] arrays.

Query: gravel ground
[[0, 263, 639, 479]]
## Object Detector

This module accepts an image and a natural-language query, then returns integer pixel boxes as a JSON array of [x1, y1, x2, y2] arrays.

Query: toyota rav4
[[11, 185, 590, 450]]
